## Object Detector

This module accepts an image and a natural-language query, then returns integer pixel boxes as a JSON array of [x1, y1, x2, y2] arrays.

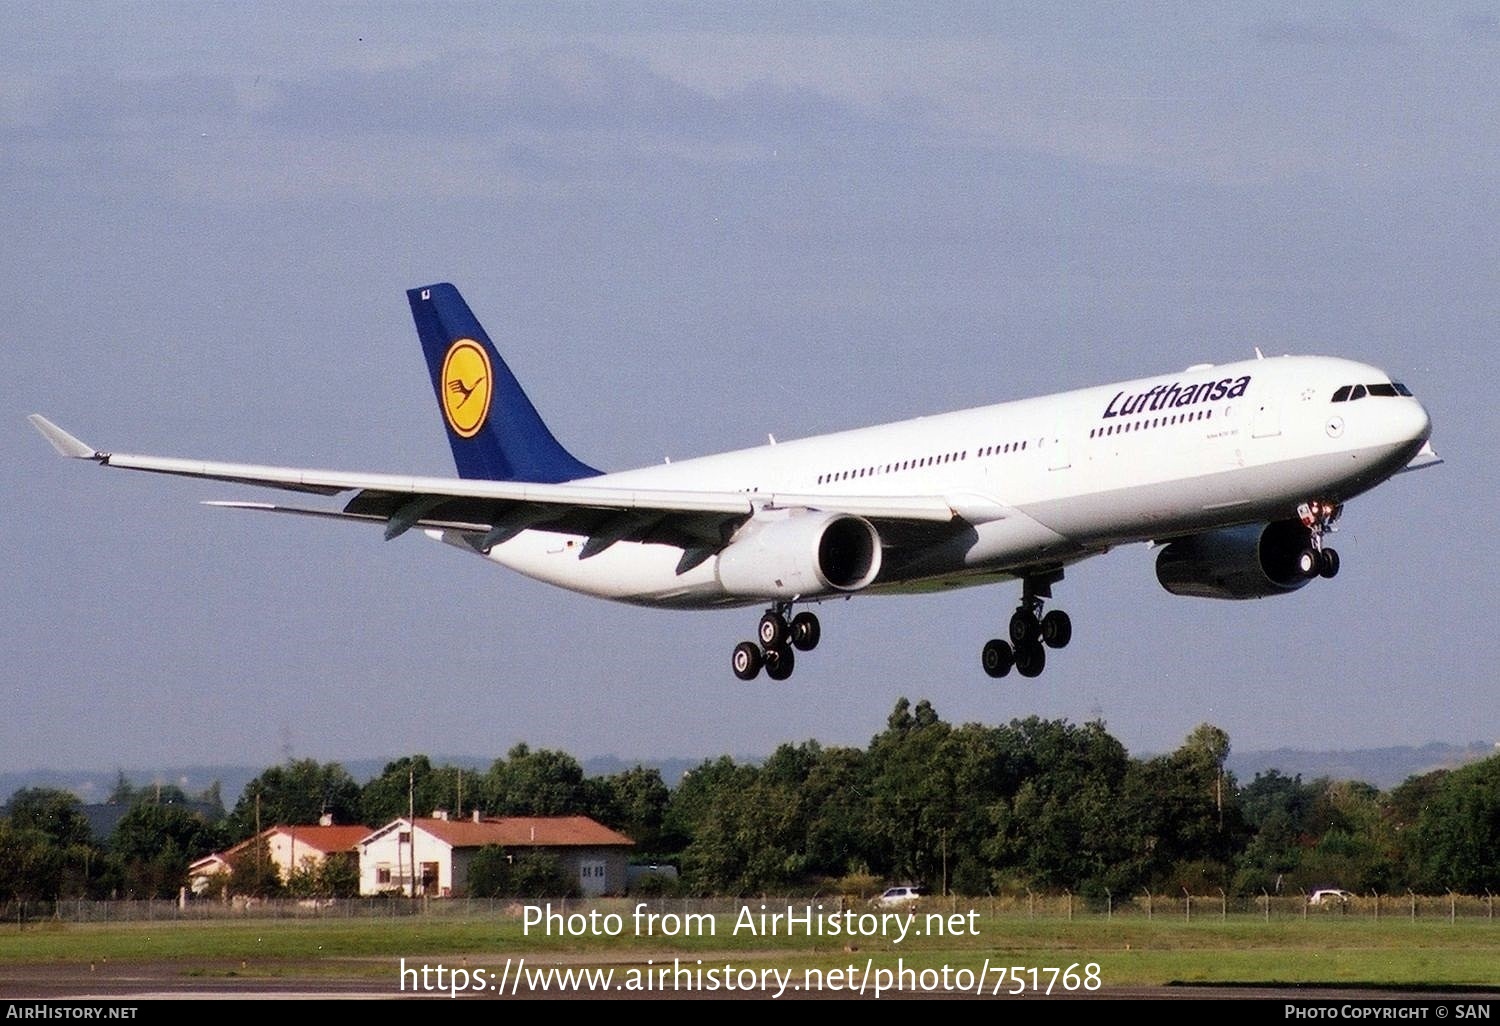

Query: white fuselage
[[439, 355, 1432, 608]]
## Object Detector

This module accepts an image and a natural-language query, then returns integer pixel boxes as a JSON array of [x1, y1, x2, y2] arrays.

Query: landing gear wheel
[[1009, 609, 1040, 646], [790, 612, 821, 651], [1015, 641, 1047, 678], [1296, 548, 1319, 577], [731, 641, 763, 681], [764, 644, 796, 681], [1318, 547, 1340, 579], [1040, 610, 1072, 649], [758, 611, 789, 648], [981, 639, 1014, 679]]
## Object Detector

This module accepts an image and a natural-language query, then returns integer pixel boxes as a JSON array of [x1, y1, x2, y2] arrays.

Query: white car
[[870, 886, 928, 909], [1309, 889, 1353, 905]]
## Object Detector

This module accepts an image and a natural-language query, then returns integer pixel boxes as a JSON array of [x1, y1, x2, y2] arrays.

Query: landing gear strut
[[1299, 500, 1342, 579], [982, 572, 1072, 679], [733, 602, 821, 681]]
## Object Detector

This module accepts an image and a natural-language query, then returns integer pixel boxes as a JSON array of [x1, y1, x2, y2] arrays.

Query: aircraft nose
[[1403, 398, 1433, 446]]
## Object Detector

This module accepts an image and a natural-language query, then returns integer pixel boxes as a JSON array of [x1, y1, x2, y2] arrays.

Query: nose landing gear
[[733, 603, 821, 681], [1299, 501, 1342, 579]]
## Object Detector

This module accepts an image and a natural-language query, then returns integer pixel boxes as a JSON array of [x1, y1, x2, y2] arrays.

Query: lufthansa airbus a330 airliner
[[31, 283, 1440, 681]]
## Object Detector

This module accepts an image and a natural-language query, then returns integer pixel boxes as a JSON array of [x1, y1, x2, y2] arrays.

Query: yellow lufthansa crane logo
[[440, 339, 492, 438]]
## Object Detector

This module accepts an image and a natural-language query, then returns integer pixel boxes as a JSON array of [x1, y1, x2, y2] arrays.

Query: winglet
[[28, 415, 102, 460]]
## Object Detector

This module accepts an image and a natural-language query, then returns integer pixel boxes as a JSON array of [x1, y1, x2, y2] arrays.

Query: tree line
[[2, 698, 1497, 901]]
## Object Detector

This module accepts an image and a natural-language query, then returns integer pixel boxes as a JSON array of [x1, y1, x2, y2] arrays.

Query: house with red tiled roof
[[358, 813, 634, 897], [189, 819, 372, 894]]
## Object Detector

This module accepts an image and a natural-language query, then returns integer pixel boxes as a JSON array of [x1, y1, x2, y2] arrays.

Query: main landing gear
[[1299, 501, 1342, 579], [982, 574, 1072, 679], [732, 602, 821, 681]]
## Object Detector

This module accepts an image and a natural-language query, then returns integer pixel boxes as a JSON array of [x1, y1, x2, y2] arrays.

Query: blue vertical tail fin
[[408, 283, 601, 482]]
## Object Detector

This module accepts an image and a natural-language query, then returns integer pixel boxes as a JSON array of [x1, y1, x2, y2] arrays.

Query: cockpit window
[[1333, 381, 1412, 402]]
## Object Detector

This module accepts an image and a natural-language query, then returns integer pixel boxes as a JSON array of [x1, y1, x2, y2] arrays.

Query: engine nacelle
[[716, 510, 882, 600], [1155, 520, 1320, 600]]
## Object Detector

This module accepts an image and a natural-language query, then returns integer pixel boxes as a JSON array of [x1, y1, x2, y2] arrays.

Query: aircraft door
[[1048, 416, 1072, 471], [1252, 400, 1281, 438]]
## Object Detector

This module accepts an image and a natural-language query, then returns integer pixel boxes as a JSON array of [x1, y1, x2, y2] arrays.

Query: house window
[[376, 864, 391, 885]]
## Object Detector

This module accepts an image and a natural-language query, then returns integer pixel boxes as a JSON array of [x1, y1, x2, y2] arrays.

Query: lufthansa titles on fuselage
[[1102, 375, 1252, 420]]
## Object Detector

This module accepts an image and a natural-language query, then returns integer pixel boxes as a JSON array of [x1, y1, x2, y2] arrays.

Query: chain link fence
[[4, 891, 1496, 925]]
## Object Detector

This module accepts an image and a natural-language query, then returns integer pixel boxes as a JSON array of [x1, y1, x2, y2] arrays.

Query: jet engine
[[716, 510, 882, 599], [1155, 520, 1321, 600]]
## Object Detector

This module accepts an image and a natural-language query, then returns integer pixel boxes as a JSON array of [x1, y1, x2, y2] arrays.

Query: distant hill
[[0, 754, 714, 812], [1227, 741, 1497, 790], [4, 742, 1493, 810]]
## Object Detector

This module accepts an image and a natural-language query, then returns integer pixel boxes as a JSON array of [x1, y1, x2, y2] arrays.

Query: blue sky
[[4, 3, 1496, 777]]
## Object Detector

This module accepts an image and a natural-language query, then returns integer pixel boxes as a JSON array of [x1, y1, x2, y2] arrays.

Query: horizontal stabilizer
[[28, 415, 100, 460]]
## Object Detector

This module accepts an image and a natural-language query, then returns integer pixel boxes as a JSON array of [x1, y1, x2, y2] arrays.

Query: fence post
[[1449, 891, 1456, 924], [1219, 888, 1226, 921], [1261, 889, 1269, 922], [1142, 889, 1152, 921], [1105, 889, 1112, 921], [1183, 888, 1191, 923], [1064, 889, 1072, 922], [1372, 890, 1380, 921], [1026, 889, 1034, 920], [1408, 889, 1416, 922]]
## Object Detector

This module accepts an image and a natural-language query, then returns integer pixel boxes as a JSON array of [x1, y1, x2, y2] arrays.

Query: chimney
[[472, 809, 481, 823], [318, 813, 333, 827], [433, 809, 449, 821]]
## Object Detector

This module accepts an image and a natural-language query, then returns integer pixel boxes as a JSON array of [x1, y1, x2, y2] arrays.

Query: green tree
[[360, 755, 477, 825], [662, 756, 751, 856], [107, 773, 192, 807], [467, 844, 512, 897], [509, 851, 576, 897], [284, 853, 359, 898], [865, 698, 955, 886], [592, 766, 671, 853], [483, 744, 596, 816], [3, 787, 100, 897], [228, 760, 362, 840], [227, 836, 283, 897], [317, 853, 360, 898], [1233, 770, 1318, 894], [5, 788, 93, 848], [0, 821, 65, 902], [1115, 724, 1246, 891], [111, 801, 220, 898], [986, 717, 1131, 893], [799, 745, 873, 880], [1408, 755, 1500, 893]]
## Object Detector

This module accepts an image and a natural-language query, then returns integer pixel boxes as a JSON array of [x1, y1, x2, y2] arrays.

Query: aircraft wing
[[29, 416, 958, 553]]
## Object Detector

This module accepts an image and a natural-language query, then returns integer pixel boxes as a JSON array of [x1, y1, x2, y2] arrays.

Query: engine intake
[[716, 510, 882, 599], [1155, 520, 1319, 600]]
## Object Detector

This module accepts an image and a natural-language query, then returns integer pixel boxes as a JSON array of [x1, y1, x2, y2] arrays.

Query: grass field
[[3, 907, 1498, 990]]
